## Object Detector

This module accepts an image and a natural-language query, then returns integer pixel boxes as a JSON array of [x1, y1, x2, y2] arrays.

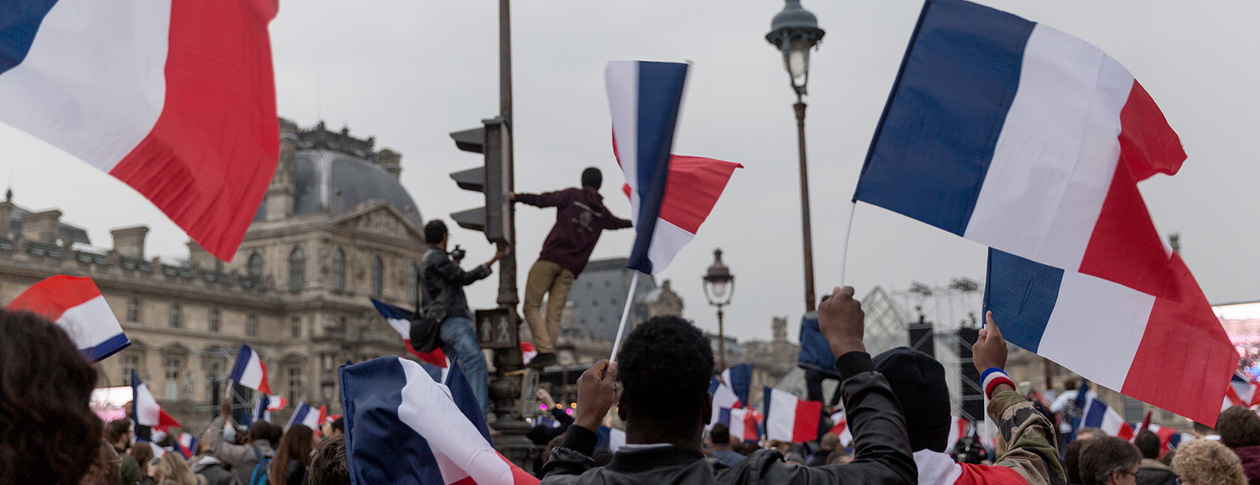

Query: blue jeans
[[440, 316, 489, 416]]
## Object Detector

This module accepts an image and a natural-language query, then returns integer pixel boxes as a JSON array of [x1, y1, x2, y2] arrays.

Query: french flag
[[728, 408, 763, 443], [372, 298, 447, 368], [6, 275, 128, 362], [229, 344, 271, 394], [722, 364, 754, 407], [763, 387, 821, 443], [617, 155, 743, 270], [340, 357, 536, 484], [253, 397, 271, 424], [1079, 392, 1134, 440], [267, 394, 289, 411], [131, 370, 180, 433], [176, 433, 198, 460], [827, 411, 852, 447], [853, 0, 1235, 425], [287, 402, 322, 430], [709, 379, 741, 428], [1223, 373, 1259, 410], [0, 0, 280, 261]]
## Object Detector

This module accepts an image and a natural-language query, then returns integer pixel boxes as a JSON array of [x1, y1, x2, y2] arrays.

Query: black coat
[[420, 248, 492, 321]]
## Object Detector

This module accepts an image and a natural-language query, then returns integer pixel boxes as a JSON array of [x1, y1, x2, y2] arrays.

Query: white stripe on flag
[[0, 0, 170, 172], [239, 351, 266, 390], [397, 358, 513, 484], [56, 296, 123, 350], [765, 388, 799, 443], [134, 383, 161, 426], [644, 218, 694, 276], [1037, 272, 1155, 390], [606, 61, 641, 222], [386, 317, 409, 340], [964, 24, 1134, 271]]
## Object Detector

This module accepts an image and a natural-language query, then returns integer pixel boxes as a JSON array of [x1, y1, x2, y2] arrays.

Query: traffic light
[[449, 117, 510, 244]]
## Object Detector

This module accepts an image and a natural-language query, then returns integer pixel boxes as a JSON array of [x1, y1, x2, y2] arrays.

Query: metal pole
[[717, 304, 726, 370], [794, 99, 817, 313], [497, 0, 518, 307]]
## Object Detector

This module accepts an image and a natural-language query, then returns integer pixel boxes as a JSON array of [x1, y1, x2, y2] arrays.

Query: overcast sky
[[1, 0, 1257, 344]]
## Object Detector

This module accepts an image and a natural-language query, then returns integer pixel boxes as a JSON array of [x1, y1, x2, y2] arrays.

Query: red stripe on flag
[[1116, 81, 1187, 182], [7, 275, 102, 321], [792, 399, 822, 443], [404, 339, 448, 368], [109, 0, 280, 262], [1078, 163, 1171, 298], [621, 155, 742, 233], [257, 359, 272, 395]]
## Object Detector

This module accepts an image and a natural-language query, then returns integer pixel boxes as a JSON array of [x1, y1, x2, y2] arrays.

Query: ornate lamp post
[[703, 249, 735, 369], [766, 0, 825, 312]]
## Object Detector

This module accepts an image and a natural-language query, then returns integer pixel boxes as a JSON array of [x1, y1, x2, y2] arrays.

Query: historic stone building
[[0, 119, 430, 428]]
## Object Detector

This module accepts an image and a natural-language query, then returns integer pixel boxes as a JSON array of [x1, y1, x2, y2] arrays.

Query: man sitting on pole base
[[511, 167, 632, 369], [540, 286, 917, 484]]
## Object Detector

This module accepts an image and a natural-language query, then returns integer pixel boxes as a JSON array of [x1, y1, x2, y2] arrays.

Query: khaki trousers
[[522, 260, 574, 354]]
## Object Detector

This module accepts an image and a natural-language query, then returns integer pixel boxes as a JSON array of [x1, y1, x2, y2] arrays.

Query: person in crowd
[[1133, 430, 1177, 485], [511, 167, 633, 369], [420, 219, 510, 415], [202, 398, 275, 485], [1172, 439, 1247, 485], [0, 311, 102, 484], [1193, 422, 1220, 441], [708, 423, 745, 467], [129, 443, 155, 484], [320, 417, 345, 440], [104, 419, 144, 485], [309, 435, 351, 485], [81, 440, 123, 485], [1066, 439, 1097, 485], [187, 439, 231, 485], [149, 453, 197, 485], [528, 388, 575, 446], [874, 312, 1064, 485], [807, 432, 842, 467], [1078, 436, 1141, 485], [269, 424, 315, 485], [1217, 406, 1260, 484], [540, 286, 916, 483]]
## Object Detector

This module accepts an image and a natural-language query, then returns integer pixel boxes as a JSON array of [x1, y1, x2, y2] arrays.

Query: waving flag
[[421, 356, 492, 444], [1223, 373, 1259, 410], [618, 155, 743, 270], [287, 402, 321, 430], [131, 371, 180, 432], [253, 396, 271, 424], [177, 433, 198, 459], [229, 344, 271, 394], [267, 394, 288, 411], [340, 357, 537, 485], [1080, 393, 1134, 440], [0, 0, 280, 261], [853, 0, 1235, 425], [729, 408, 763, 443], [763, 387, 821, 443], [7, 275, 128, 361], [605, 60, 689, 274], [709, 378, 742, 428], [372, 298, 447, 368], [722, 364, 754, 407]]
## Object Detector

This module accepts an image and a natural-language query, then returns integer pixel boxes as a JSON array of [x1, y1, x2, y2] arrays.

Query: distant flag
[[721, 364, 754, 409], [7, 275, 129, 361], [1223, 372, 1259, 410], [267, 395, 289, 411], [827, 411, 852, 447], [0, 0, 281, 261], [149, 442, 166, 458], [371, 298, 447, 368], [340, 357, 537, 484], [728, 408, 763, 443], [287, 402, 321, 430], [709, 378, 742, 428], [521, 342, 538, 366], [763, 387, 821, 443], [1080, 392, 1135, 440], [177, 433, 198, 459], [853, 0, 1236, 425], [228, 344, 271, 394], [253, 396, 271, 424], [1138, 410, 1153, 435], [131, 371, 180, 432]]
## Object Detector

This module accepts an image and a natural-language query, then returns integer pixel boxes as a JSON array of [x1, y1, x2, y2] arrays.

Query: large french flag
[[371, 298, 447, 368], [131, 370, 181, 432], [763, 387, 821, 443], [606, 61, 688, 275], [6, 275, 128, 362], [229, 344, 271, 394], [853, 0, 1236, 425], [0, 0, 280, 261], [340, 357, 536, 484]]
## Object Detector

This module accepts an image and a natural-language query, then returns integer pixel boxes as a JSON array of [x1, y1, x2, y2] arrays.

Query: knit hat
[[872, 347, 952, 452]]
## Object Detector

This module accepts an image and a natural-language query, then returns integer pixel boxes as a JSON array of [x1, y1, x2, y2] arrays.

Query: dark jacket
[[1235, 446, 1260, 485], [188, 455, 232, 485], [420, 247, 492, 321], [539, 352, 916, 484], [1136, 458, 1178, 485], [115, 444, 142, 485], [283, 459, 307, 485], [528, 407, 576, 446], [515, 187, 632, 276]]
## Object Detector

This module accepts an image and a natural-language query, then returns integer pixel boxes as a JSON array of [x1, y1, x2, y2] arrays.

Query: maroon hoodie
[[515, 186, 632, 276], [1235, 445, 1260, 485]]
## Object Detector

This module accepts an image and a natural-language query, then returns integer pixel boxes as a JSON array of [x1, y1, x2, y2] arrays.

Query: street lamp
[[320, 371, 335, 408], [703, 249, 735, 369], [766, 0, 825, 313]]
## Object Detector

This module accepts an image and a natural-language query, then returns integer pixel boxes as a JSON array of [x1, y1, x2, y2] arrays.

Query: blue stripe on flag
[[0, 0, 59, 75], [983, 248, 1063, 352], [853, 0, 1034, 235], [709, 376, 721, 395], [83, 332, 131, 362], [626, 61, 688, 274], [718, 408, 732, 426], [340, 358, 444, 484], [727, 364, 753, 406], [229, 344, 252, 381], [371, 298, 412, 320], [1083, 399, 1107, 428]]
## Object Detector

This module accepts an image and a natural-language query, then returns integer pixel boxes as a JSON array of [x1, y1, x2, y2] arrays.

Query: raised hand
[[972, 311, 1008, 372], [818, 286, 865, 357], [574, 360, 618, 431]]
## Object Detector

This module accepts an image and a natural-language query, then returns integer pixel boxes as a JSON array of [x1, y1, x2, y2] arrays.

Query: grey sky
[[1, 0, 1256, 344]]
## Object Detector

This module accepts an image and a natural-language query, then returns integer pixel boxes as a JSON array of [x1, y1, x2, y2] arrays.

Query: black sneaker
[[527, 353, 556, 369]]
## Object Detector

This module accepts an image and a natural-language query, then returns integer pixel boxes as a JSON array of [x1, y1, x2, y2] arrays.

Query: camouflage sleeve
[[989, 389, 1066, 485]]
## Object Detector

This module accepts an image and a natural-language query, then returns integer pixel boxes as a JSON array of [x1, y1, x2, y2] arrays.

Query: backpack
[[248, 446, 271, 485]]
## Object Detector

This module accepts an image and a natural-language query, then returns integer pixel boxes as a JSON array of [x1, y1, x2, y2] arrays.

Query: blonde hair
[[155, 453, 197, 485], [1172, 439, 1247, 485]]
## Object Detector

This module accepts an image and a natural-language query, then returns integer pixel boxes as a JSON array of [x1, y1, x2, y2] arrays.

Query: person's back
[[201, 399, 275, 485], [1218, 406, 1260, 485], [540, 287, 916, 484], [1133, 430, 1176, 485]]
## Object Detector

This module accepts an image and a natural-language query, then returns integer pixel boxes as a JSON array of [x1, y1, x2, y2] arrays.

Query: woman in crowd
[[131, 444, 155, 483], [148, 452, 198, 485], [1172, 439, 1247, 485], [269, 424, 316, 485]]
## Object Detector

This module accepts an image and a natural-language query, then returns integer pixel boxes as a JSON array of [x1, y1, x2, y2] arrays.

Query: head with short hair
[[309, 435, 350, 485], [331, 417, 345, 435], [249, 420, 274, 444], [155, 452, 196, 484], [615, 316, 714, 444], [1079, 436, 1141, 485], [1172, 439, 1247, 485], [104, 419, 132, 448], [873, 347, 952, 452], [820, 432, 841, 452], [424, 220, 449, 245], [1217, 406, 1260, 449], [709, 423, 731, 447], [1064, 438, 1095, 484], [1134, 430, 1161, 460], [581, 167, 602, 189], [0, 310, 102, 484]]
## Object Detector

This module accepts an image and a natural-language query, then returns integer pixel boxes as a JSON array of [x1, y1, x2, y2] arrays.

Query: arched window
[[289, 247, 305, 291], [247, 253, 263, 280], [408, 263, 420, 307], [332, 248, 346, 291], [371, 256, 384, 298]]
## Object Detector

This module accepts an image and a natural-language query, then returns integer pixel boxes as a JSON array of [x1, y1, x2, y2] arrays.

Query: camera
[[449, 245, 466, 261]]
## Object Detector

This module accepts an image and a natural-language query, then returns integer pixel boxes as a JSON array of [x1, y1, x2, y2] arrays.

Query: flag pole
[[837, 202, 857, 287], [609, 272, 641, 363]]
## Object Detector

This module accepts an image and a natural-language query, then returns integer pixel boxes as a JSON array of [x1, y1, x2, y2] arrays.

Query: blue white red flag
[[372, 298, 448, 368], [763, 387, 821, 443], [7, 275, 129, 362], [229, 344, 271, 394], [253, 396, 271, 424], [287, 402, 321, 430], [853, 0, 1235, 425], [0, 0, 280, 261], [267, 394, 288, 411], [728, 408, 763, 443], [709, 378, 742, 428], [605, 60, 689, 274], [177, 433, 198, 460], [131, 370, 180, 432], [1223, 373, 1259, 410], [1079, 391, 1134, 440], [722, 364, 754, 407], [340, 357, 536, 484]]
